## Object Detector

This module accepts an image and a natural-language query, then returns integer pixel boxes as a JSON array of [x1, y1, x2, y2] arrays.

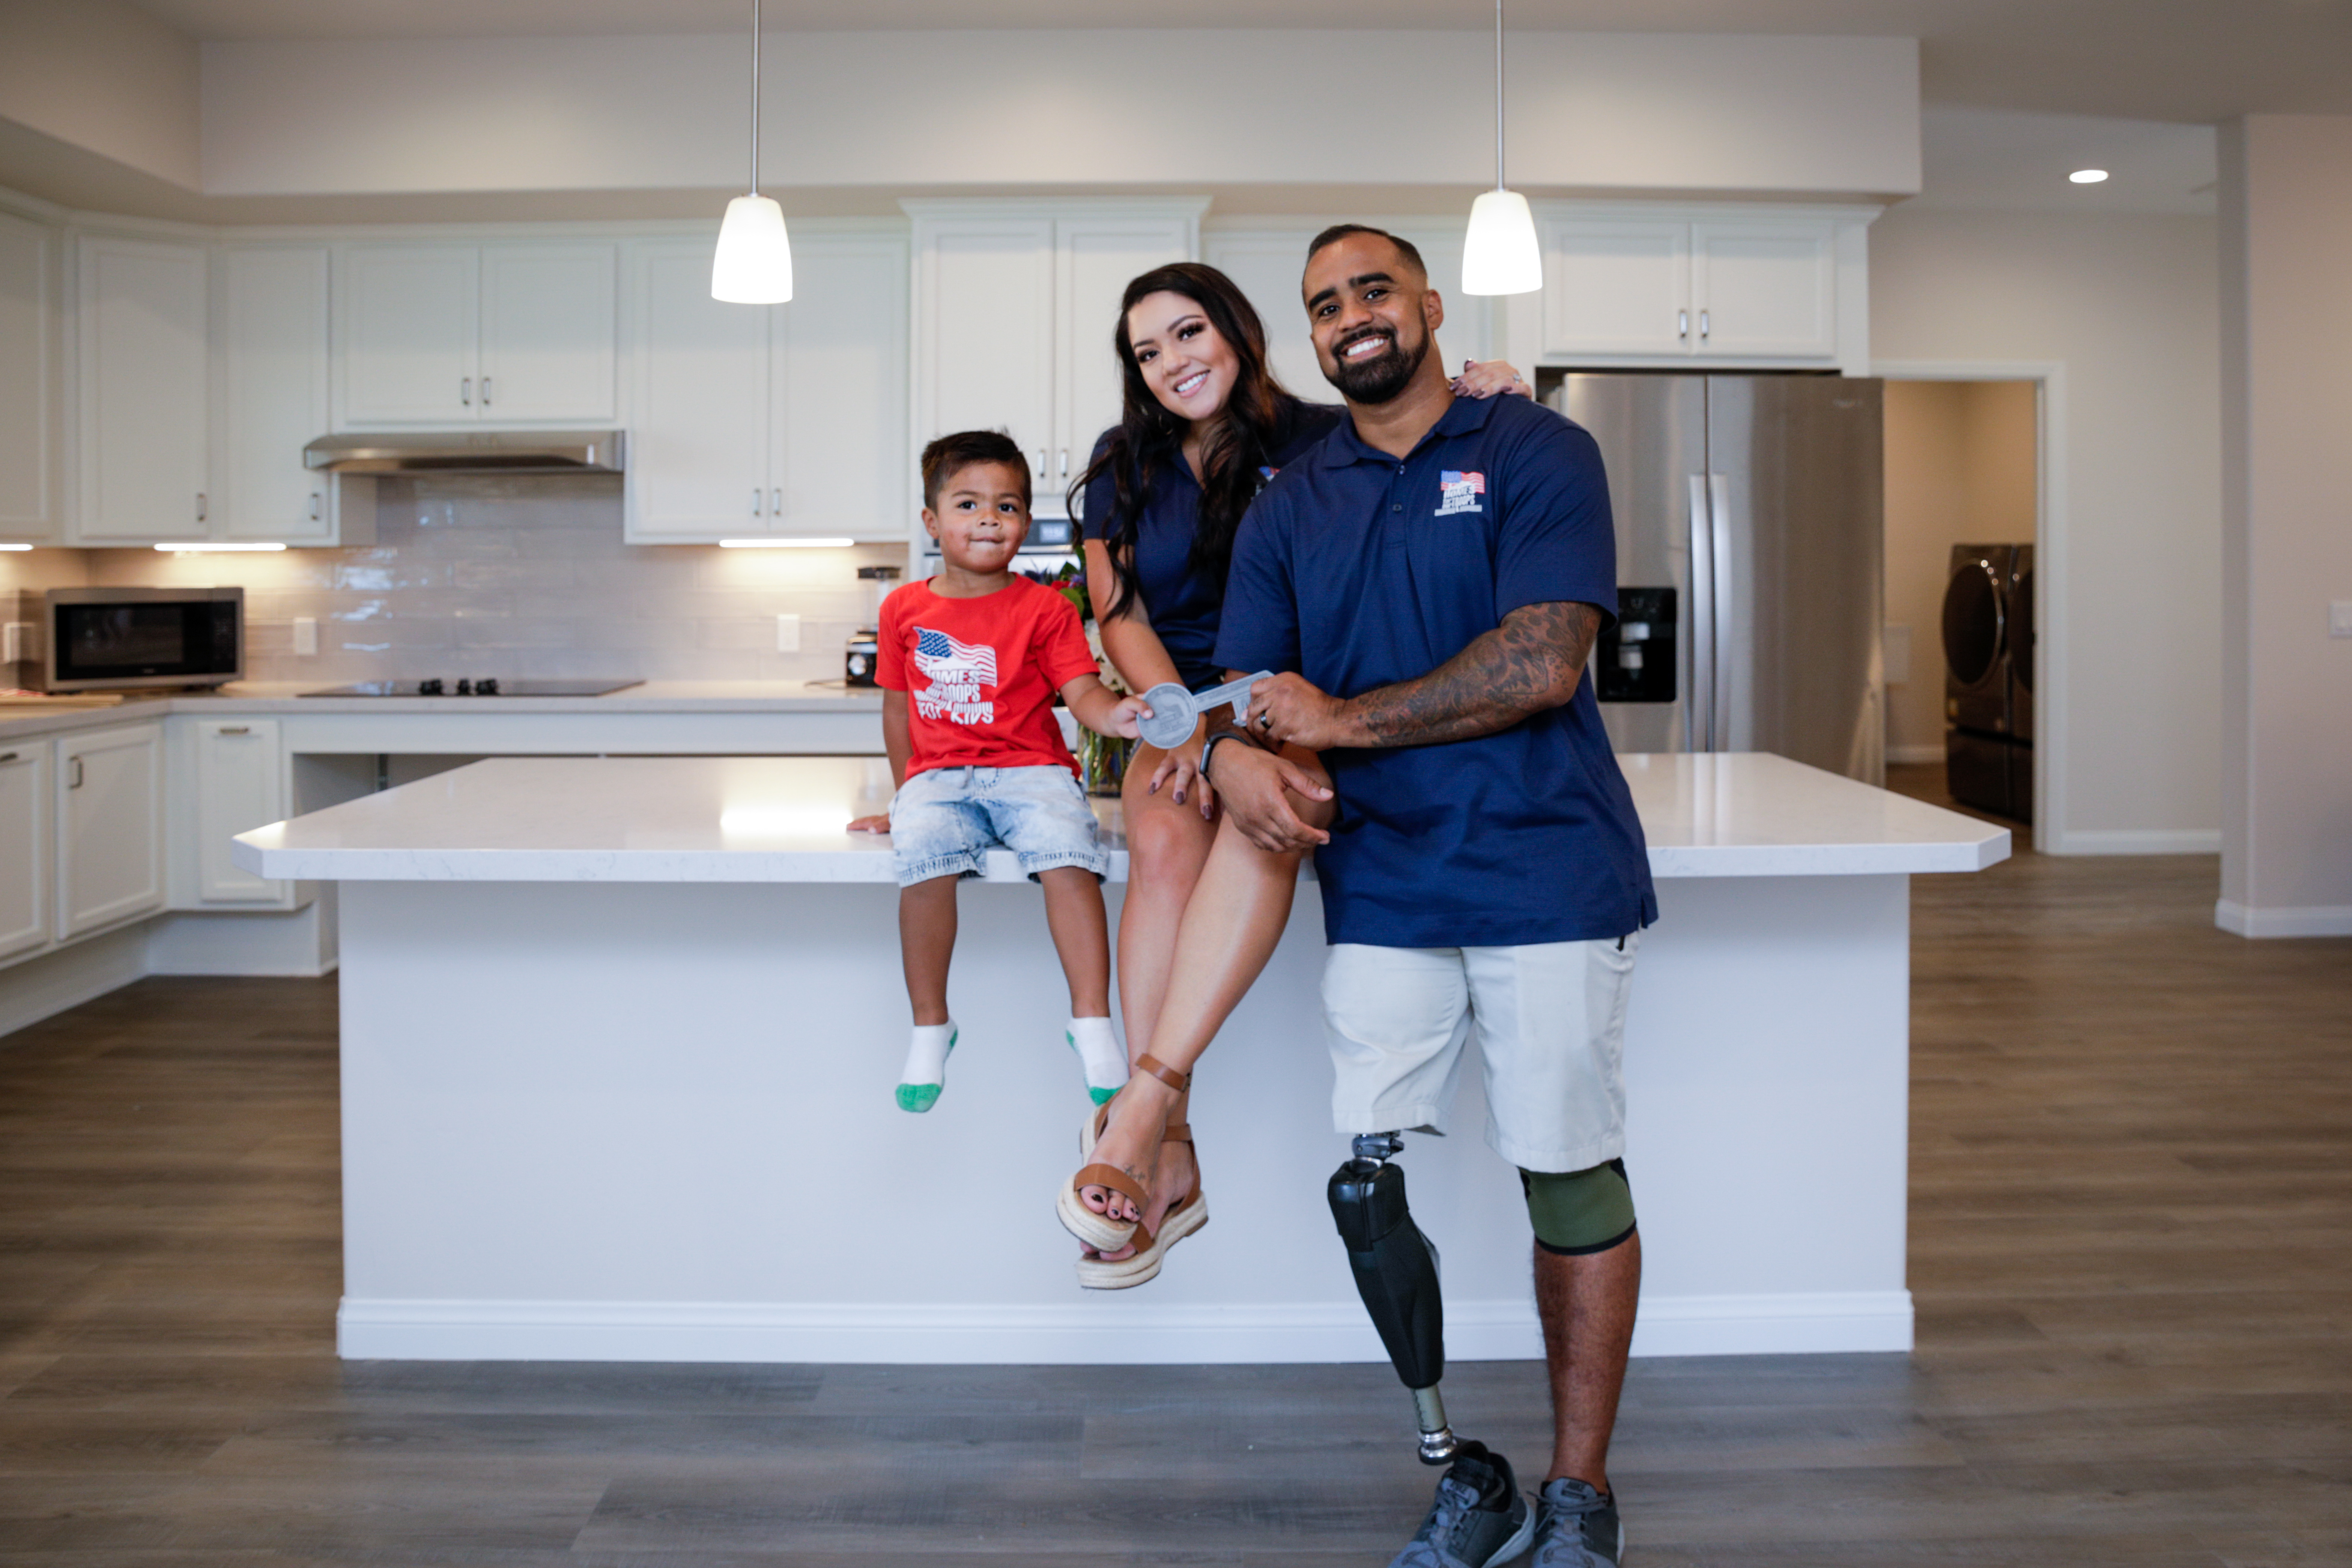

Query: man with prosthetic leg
[[1209, 225, 1656, 1567]]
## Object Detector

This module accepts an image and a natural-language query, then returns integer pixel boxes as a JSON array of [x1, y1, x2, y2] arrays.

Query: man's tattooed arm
[[1342, 600, 1602, 747]]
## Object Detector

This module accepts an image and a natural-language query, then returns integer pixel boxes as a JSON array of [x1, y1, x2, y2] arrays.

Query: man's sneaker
[[1387, 1444, 1537, 1568], [1529, 1476, 1623, 1566]]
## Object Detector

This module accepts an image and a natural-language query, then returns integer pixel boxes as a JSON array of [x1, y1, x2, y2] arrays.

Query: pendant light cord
[[748, 0, 762, 197], [1493, 0, 1506, 192]]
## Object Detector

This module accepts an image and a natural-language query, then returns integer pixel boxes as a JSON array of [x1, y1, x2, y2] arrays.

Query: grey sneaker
[[1529, 1477, 1623, 1566], [1387, 1446, 1537, 1568]]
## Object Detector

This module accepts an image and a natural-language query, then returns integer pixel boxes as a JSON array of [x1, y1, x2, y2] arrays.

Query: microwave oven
[[42, 587, 244, 693]]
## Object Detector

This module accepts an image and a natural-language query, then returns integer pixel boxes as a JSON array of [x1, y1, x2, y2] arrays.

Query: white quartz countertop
[[233, 752, 2009, 884]]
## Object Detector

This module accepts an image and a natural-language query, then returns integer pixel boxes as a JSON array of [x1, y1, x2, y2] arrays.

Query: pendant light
[[1460, 0, 1543, 296], [711, 0, 793, 304]]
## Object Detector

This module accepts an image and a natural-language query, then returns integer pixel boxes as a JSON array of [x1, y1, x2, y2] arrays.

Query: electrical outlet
[[1, 621, 31, 664], [2332, 601, 2352, 639], [774, 613, 801, 653], [293, 616, 319, 656]]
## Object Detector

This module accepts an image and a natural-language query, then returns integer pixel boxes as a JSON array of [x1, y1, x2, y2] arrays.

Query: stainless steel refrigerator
[[1549, 374, 1885, 785]]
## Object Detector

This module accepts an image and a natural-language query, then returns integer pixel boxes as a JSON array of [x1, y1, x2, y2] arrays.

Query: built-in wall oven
[[42, 588, 244, 693]]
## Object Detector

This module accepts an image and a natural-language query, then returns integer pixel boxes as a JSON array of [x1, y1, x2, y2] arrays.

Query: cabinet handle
[[771, 488, 782, 516], [195, 493, 208, 522], [218, 726, 251, 736], [1059, 448, 1069, 479], [0, 752, 17, 764], [480, 376, 493, 406], [1699, 310, 1710, 340], [1678, 310, 1689, 340], [461, 377, 472, 406], [308, 493, 322, 522], [751, 489, 763, 517], [1035, 447, 1047, 479], [69, 757, 83, 789]]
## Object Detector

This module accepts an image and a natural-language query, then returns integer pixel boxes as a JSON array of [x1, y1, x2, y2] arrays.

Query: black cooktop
[[300, 678, 644, 698]]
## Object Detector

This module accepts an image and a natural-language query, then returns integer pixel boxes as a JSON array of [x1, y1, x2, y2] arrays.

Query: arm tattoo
[[1346, 601, 1602, 747]]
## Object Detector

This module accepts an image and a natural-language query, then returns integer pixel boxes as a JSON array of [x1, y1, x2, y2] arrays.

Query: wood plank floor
[[1, 795, 2346, 1565]]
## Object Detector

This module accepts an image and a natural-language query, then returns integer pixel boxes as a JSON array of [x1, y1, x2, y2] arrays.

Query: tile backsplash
[[2, 476, 922, 686]]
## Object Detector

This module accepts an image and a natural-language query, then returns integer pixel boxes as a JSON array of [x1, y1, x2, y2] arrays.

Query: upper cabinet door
[[916, 217, 1055, 492], [1690, 222, 1838, 359], [479, 244, 618, 423], [217, 246, 332, 542], [340, 245, 478, 425], [0, 211, 56, 543], [624, 241, 770, 541], [773, 234, 909, 540], [1540, 219, 1693, 359], [75, 237, 208, 541], [1051, 216, 1191, 512]]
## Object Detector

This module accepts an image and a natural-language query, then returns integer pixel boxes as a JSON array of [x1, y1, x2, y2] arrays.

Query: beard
[[1322, 320, 1429, 404]]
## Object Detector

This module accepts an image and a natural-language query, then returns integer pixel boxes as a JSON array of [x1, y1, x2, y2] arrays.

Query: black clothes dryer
[[1942, 543, 2034, 822]]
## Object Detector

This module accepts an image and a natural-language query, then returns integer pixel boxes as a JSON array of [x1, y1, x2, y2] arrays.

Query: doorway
[[1880, 377, 2042, 843]]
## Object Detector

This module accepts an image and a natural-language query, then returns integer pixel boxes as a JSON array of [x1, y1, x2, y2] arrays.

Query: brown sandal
[[1055, 1053, 1190, 1252], [1075, 1119, 1208, 1290]]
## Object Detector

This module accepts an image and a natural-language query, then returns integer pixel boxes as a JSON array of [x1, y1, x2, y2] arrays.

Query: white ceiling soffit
[[1914, 107, 2218, 215], [132, 0, 2352, 120]]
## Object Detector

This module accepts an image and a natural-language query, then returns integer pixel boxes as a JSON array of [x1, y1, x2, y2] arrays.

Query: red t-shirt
[[877, 576, 1100, 780]]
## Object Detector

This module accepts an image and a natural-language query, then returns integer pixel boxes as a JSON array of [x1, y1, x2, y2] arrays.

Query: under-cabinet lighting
[[154, 542, 288, 552], [0, 543, 31, 552], [2069, 168, 2110, 184], [718, 537, 854, 549]]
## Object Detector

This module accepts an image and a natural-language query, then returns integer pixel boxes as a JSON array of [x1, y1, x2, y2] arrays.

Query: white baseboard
[[145, 905, 334, 977], [0, 926, 152, 1039], [1885, 745, 1946, 766], [2216, 899, 2352, 938], [2047, 828, 2221, 856], [337, 1291, 1912, 1364]]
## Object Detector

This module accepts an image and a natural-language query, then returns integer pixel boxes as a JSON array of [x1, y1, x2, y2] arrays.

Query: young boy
[[849, 430, 1147, 1114]]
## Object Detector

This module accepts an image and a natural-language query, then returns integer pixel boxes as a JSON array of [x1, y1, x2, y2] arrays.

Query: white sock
[[896, 1022, 956, 1114], [1066, 1016, 1128, 1105]]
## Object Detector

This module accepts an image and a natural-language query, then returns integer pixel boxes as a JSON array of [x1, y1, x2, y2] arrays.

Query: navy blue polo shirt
[[1214, 392, 1657, 950], [1079, 402, 1343, 692]]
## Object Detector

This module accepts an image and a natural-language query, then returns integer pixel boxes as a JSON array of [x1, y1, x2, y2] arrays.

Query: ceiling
[[127, 0, 2352, 122]]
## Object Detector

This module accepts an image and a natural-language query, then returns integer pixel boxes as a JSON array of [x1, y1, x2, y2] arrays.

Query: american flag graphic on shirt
[[912, 626, 999, 725]]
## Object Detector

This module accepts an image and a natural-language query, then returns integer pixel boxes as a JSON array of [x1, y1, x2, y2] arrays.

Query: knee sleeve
[[1520, 1159, 1636, 1255]]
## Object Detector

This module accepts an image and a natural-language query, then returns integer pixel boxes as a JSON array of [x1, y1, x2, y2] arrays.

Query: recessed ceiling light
[[2069, 168, 2110, 184]]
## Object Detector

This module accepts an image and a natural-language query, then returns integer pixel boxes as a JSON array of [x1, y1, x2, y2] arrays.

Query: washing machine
[[1942, 543, 2034, 822]]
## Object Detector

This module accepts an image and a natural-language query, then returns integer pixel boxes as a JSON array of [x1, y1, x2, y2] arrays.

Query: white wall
[[1871, 204, 2222, 853], [0, 0, 200, 189], [1882, 380, 2036, 762], [2217, 115, 2352, 937], [199, 31, 1919, 200]]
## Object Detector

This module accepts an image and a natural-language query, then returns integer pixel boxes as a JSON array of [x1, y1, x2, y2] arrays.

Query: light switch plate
[[293, 616, 319, 656], [775, 613, 801, 653], [2331, 601, 2352, 639]]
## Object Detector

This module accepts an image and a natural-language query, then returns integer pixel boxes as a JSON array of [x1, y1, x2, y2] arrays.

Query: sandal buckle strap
[[1133, 1053, 1192, 1094]]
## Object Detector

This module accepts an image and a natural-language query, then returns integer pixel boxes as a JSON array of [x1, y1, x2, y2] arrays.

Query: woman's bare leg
[[1113, 743, 1218, 1060], [1083, 746, 1336, 1234]]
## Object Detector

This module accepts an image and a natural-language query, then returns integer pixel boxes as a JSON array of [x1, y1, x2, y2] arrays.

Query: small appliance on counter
[[299, 678, 643, 698], [39, 587, 244, 693], [845, 565, 902, 688]]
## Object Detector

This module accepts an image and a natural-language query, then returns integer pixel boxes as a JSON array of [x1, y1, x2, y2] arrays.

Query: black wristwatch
[[1199, 731, 1244, 782]]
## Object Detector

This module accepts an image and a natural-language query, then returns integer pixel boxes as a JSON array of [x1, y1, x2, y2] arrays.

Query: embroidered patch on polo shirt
[[1436, 470, 1486, 517]]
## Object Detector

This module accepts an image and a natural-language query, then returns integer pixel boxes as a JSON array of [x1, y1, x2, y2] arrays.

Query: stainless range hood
[[303, 430, 626, 474]]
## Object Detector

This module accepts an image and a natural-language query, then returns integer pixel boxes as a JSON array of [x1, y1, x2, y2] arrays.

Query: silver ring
[[1258, 714, 1272, 729]]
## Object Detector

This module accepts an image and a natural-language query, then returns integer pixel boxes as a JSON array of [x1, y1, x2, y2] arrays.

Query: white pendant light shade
[[1462, 189, 1543, 296], [712, 195, 794, 303]]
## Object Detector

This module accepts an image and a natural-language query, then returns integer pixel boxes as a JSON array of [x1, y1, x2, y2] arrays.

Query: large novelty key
[[1135, 672, 1275, 750]]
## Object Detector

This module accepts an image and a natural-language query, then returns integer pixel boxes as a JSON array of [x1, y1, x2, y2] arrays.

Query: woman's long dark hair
[[1071, 262, 1304, 622]]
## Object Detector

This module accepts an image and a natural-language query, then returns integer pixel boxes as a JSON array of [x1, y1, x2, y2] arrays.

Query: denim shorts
[[887, 765, 1109, 887]]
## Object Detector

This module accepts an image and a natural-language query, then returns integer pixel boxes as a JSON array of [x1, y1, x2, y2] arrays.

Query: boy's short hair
[[921, 430, 1032, 513], [1305, 223, 1428, 287]]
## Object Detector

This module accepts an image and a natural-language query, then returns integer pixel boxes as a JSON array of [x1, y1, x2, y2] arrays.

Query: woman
[[1056, 261, 1528, 1286]]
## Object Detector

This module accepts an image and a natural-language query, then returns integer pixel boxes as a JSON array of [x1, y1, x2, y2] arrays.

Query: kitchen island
[[233, 753, 2006, 1365]]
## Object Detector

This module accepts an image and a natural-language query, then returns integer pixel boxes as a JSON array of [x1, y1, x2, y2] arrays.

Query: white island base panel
[[333, 869, 1915, 1365]]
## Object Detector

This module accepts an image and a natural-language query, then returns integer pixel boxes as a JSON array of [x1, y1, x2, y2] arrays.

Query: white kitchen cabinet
[[74, 237, 209, 543], [1528, 208, 1862, 369], [625, 230, 907, 543], [909, 201, 1200, 522], [0, 743, 49, 963], [0, 209, 59, 544], [215, 244, 368, 546], [55, 722, 164, 940], [338, 242, 616, 428], [192, 718, 288, 906]]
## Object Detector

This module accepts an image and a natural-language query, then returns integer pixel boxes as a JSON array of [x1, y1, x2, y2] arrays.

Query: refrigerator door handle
[[1708, 472, 1735, 752], [1687, 474, 1714, 752]]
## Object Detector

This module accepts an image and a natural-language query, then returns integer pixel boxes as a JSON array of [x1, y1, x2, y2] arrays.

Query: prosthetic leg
[[1329, 1132, 1471, 1466]]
